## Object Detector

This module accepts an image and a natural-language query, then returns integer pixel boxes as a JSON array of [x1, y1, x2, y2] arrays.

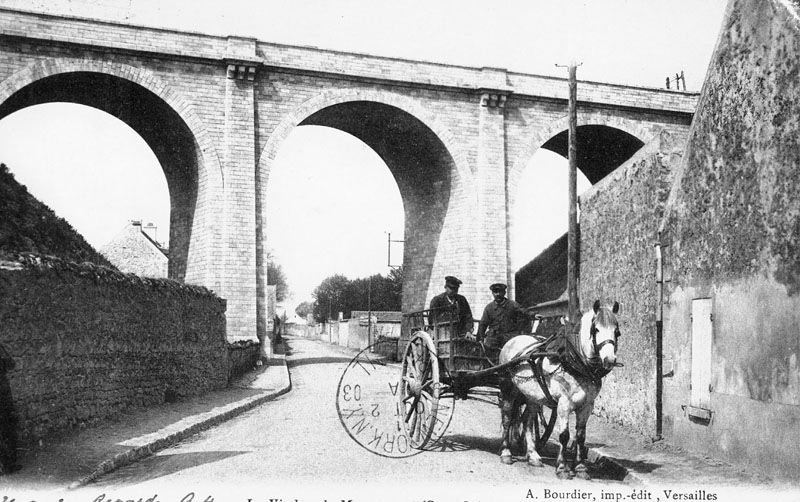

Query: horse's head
[[586, 300, 622, 370]]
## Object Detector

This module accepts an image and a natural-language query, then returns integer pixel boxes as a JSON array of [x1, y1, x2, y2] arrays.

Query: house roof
[[139, 228, 169, 257], [99, 221, 168, 278], [350, 310, 402, 322]]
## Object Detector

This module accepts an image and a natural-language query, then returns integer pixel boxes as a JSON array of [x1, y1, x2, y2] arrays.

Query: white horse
[[498, 300, 621, 480]]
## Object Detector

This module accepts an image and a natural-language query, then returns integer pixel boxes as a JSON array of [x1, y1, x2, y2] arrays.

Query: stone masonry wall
[[0, 40, 231, 329], [227, 340, 260, 382], [0, 253, 228, 442], [579, 130, 685, 436], [0, 7, 698, 346], [658, 0, 800, 479], [0, 7, 697, 112]]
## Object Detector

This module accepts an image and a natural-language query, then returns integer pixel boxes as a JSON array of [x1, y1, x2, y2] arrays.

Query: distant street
[[94, 336, 627, 488]]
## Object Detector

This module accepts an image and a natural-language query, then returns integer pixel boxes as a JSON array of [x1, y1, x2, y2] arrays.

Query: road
[[92, 336, 626, 492]]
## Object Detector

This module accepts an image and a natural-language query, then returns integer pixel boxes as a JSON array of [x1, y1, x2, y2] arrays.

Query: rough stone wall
[[579, 130, 685, 436], [504, 100, 694, 297], [0, 254, 228, 442], [227, 340, 260, 382], [658, 0, 800, 479], [514, 232, 568, 307]]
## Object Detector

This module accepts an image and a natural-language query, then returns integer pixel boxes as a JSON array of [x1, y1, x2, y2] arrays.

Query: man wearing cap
[[429, 276, 474, 338], [477, 283, 530, 350]]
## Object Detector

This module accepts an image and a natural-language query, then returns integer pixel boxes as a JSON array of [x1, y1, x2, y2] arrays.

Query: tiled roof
[[99, 222, 168, 278], [350, 311, 402, 323]]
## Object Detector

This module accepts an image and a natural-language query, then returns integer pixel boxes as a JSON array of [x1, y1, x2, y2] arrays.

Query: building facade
[[100, 221, 168, 278]]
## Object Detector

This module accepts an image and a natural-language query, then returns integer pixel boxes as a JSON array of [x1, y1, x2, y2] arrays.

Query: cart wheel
[[533, 405, 557, 452], [399, 330, 440, 449], [510, 402, 557, 455]]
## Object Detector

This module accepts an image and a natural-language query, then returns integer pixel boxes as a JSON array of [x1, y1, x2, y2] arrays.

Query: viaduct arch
[[0, 8, 697, 346], [506, 113, 656, 288], [0, 59, 225, 291], [256, 89, 474, 323]]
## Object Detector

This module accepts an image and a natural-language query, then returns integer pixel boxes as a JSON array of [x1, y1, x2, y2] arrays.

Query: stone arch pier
[[0, 8, 697, 342]]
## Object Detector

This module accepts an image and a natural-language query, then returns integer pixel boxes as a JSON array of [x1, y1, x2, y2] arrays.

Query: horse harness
[[590, 320, 621, 357], [509, 316, 620, 407]]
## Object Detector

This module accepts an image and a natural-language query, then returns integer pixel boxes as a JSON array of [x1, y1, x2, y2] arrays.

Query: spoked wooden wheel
[[399, 330, 440, 449], [532, 404, 557, 452], [511, 402, 557, 455]]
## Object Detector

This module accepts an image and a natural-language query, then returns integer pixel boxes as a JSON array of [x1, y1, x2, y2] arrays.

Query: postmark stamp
[[335, 338, 454, 458]]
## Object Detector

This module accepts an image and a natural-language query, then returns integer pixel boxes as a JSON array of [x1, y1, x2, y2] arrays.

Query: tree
[[387, 266, 403, 307], [310, 268, 403, 322], [312, 274, 349, 323], [266, 251, 289, 302], [295, 301, 315, 319], [383, 268, 403, 310]]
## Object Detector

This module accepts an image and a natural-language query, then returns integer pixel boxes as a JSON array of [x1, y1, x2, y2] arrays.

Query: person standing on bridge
[[428, 276, 474, 338], [476, 283, 530, 350]]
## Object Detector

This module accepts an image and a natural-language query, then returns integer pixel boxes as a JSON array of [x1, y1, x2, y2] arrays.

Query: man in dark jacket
[[0, 343, 19, 474], [477, 283, 530, 350], [428, 276, 474, 338]]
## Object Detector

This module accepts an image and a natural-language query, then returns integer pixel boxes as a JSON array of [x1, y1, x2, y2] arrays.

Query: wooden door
[[691, 298, 713, 409]]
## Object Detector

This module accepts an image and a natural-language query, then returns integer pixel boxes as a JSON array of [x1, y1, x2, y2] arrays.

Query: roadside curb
[[64, 336, 636, 489], [587, 447, 643, 485], [68, 344, 292, 490]]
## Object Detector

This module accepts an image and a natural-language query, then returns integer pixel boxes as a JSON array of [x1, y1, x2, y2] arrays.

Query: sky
[[0, 0, 728, 310]]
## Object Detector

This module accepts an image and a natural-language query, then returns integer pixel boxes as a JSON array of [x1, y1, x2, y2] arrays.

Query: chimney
[[142, 222, 158, 244]]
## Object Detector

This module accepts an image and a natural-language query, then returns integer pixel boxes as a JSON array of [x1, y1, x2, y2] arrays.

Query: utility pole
[[386, 231, 405, 269], [665, 70, 686, 91], [367, 275, 372, 350], [328, 293, 333, 339], [557, 62, 581, 324]]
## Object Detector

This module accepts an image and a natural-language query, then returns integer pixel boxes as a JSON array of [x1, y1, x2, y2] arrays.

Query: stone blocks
[[0, 7, 695, 347], [0, 254, 228, 442]]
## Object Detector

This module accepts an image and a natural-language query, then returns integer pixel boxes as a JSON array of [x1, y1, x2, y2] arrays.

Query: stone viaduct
[[0, 8, 697, 343]]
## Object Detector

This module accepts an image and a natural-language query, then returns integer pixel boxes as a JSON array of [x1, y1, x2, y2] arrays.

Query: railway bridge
[[0, 7, 697, 342]]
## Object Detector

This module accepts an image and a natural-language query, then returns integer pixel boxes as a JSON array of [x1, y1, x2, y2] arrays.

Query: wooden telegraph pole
[[559, 63, 580, 324]]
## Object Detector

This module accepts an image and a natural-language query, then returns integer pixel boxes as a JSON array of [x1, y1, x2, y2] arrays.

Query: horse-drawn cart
[[397, 306, 559, 452]]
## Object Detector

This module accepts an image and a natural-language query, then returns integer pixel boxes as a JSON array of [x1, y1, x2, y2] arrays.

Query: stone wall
[[227, 340, 260, 382], [579, 130, 685, 436], [0, 253, 228, 442], [657, 0, 800, 479]]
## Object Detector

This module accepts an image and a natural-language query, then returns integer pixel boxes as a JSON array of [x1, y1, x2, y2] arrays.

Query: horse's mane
[[592, 307, 617, 330]]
